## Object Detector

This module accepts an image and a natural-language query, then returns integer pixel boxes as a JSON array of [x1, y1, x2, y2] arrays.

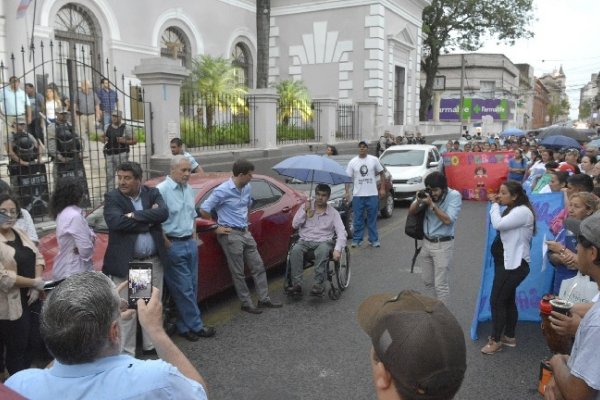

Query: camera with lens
[[417, 188, 432, 199]]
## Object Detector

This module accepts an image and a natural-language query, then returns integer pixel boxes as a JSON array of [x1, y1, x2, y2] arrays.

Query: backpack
[[404, 204, 427, 273], [13, 131, 38, 162], [56, 124, 80, 158]]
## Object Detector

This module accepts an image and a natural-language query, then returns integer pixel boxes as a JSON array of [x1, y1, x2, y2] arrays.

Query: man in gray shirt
[[74, 80, 100, 151]]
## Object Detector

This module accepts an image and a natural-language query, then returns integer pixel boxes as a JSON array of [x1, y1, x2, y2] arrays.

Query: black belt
[[424, 236, 454, 243], [227, 226, 247, 232], [133, 255, 157, 261], [166, 235, 193, 241]]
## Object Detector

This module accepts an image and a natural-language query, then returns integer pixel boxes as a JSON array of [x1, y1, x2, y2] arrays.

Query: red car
[[39, 173, 306, 300]]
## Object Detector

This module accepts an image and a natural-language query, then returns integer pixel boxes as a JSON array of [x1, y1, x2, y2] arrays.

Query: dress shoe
[[179, 331, 200, 342], [195, 326, 216, 338], [285, 284, 302, 297], [257, 299, 283, 308], [241, 304, 263, 314], [310, 283, 325, 296]]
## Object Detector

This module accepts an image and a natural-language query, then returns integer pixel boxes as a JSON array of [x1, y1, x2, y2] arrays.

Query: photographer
[[408, 172, 462, 304]]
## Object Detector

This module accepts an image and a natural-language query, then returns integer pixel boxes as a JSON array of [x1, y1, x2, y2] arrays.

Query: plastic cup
[[550, 299, 573, 315]]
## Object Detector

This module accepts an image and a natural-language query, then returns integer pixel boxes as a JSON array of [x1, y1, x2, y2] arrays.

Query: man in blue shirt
[[199, 159, 282, 314], [5, 271, 207, 400], [157, 155, 215, 341], [408, 172, 462, 304], [97, 77, 118, 127]]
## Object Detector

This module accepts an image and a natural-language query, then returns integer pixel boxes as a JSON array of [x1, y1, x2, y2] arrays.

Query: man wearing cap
[[345, 140, 386, 248], [545, 212, 600, 400], [358, 290, 466, 400], [47, 108, 82, 185], [6, 117, 42, 187], [102, 110, 136, 192]]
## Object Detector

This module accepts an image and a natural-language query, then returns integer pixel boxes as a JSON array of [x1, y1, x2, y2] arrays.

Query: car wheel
[[380, 191, 394, 218]]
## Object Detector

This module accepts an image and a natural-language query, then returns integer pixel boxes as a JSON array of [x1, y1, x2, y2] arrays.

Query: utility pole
[[459, 54, 465, 135]]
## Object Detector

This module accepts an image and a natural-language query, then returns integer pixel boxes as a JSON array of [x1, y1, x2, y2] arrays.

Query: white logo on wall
[[289, 21, 353, 66]]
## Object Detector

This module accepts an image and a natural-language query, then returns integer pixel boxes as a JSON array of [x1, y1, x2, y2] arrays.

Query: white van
[[379, 144, 444, 201]]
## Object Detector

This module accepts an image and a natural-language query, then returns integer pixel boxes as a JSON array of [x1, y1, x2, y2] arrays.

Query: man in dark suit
[[103, 161, 168, 356]]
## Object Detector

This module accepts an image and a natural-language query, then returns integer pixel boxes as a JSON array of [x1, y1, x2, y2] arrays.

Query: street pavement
[[174, 199, 550, 400]]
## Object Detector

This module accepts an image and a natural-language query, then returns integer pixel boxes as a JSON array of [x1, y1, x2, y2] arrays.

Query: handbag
[[405, 204, 427, 273]]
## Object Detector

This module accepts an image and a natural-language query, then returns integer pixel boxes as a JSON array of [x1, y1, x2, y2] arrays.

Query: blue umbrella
[[500, 127, 526, 137], [272, 154, 352, 188], [540, 135, 580, 150]]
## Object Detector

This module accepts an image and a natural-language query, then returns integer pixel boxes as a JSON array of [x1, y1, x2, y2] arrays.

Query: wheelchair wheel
[[336, 246, 351, 290]]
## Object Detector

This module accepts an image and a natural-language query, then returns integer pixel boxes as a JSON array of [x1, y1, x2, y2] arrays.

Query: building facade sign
[[429, 98, 514, 121]]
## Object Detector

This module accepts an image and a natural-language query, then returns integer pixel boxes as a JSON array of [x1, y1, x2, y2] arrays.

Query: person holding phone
[[103, 161, 169, 356], [157, 156, 215, 341], [0, 193, 45, 375], [481, 181, 535, 355], [5, 272, 208, 399]]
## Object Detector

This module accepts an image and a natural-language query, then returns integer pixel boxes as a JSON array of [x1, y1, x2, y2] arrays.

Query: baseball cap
[[359, 139, 369, 147], [358, 290, 466, 400], [565, 213, 600, 249], [111, 110, 122, 117]]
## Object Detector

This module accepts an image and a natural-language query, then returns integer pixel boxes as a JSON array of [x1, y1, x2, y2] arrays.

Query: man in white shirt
[[345, 140, 386, 248]]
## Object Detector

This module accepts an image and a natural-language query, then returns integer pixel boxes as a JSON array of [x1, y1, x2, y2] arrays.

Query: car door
[[248, 179, 294, 267]]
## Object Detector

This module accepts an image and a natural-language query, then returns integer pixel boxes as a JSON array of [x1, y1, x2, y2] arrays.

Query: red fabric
[[442, 151, 511, 201]]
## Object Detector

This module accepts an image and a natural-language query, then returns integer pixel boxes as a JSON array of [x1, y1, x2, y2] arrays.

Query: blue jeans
[[352, 195, 379, 243], [164, 239, 204, 334]]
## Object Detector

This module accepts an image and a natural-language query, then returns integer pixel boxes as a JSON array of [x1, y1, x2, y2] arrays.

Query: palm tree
[[186, 55, 247, 133], [276, 80, 312, 126]]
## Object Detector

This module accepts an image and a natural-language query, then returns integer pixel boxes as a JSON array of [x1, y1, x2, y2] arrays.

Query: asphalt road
[[175, 197, 550, 400]]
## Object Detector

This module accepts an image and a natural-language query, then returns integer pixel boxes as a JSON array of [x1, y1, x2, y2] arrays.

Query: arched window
[[231, 43, 253, 88], [53, 3, 103, 98], [160, 27, 191, 68]]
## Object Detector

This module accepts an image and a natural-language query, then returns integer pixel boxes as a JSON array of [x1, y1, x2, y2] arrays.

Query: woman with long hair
[[507, 148, 527, 182], [325, 145, 338, 157], [43, 87, 62, 124], [0, 192, 45, 374], [481, 181, 535, 354], [49, 176, 95, 281]]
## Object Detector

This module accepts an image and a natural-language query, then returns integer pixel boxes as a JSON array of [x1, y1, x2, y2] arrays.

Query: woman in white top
[[44, 88, 62, 124], [481, 181, 535, 355]]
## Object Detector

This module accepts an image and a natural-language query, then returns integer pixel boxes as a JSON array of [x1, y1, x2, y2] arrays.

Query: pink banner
[[443, 151, 512, 201]]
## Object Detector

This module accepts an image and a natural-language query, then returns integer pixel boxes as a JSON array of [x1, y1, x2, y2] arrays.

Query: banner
[[427, 98, 514, 121], [443, 151, 512, 201], [469, 192, 564, 340]]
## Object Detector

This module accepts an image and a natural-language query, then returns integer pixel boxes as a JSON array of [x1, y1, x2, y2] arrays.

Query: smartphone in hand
[[127, 262, 152, 309]]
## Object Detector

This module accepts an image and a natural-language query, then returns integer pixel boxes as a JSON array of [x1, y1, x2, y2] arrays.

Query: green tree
[[579, 100, 592, 120], [256, 0, 270, 88], [276, 80, 312, 126], [185, 55, 247, 133], [420, 0, 534, 121], [547, 97, 570, 124]]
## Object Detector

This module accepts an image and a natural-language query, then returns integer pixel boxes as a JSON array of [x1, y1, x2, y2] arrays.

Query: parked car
[[379, 144, 443, 201], [39, 172, 306, 301]]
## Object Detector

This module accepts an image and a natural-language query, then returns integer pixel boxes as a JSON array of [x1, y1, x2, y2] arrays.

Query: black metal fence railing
[[0, 42, 152, 221], [179, 91, 253, 150], [277, 99, 317, 144], [336, 103, 356, 140]]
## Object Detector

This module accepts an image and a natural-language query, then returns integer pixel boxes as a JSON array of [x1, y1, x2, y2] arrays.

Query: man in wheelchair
[[287, 184, 347, 296]]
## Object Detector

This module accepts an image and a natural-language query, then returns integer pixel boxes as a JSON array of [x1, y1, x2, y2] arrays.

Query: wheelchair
[[283, 233, 351, 300]]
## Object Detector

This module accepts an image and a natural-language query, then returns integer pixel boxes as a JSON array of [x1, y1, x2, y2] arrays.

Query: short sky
[[476, 0, 600, 120]]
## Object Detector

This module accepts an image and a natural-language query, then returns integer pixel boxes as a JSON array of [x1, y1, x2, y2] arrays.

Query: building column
[[248, 88, 278, 150], [356, 100, 378, 141], [133, 57, 189, 175], [313, 97, 338, 145]]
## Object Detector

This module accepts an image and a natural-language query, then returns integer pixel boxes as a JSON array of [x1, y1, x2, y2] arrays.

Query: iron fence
[[0, 42, 152, 221], [276, 99, 317, 144], [180, 89, 253, 150], [336, 103, 357, 140]]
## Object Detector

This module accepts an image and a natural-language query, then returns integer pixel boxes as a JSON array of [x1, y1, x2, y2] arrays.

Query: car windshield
[[380, 150, 424, 167], [86, 206, 108, 233]]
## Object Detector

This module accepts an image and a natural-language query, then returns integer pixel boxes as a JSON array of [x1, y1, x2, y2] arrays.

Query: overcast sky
[[476, 0, 600, 119]]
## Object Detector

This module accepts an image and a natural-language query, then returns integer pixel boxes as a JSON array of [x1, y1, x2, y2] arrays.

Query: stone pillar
[[248, 88, 278, 150], [433, 92, 442, 123], [313, 97, 338, 145], [133, 57, 189, 175], [356, 100, 378, 141]]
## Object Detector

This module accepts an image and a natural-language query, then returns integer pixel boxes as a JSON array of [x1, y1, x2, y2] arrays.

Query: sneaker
[[481, 338, 502, 355], [501, 335, 516, 347], [310, 283, 325, 296], [370, 241, 381, 248], [285, 284, 302, 297], [351, 241, 362, 248]]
